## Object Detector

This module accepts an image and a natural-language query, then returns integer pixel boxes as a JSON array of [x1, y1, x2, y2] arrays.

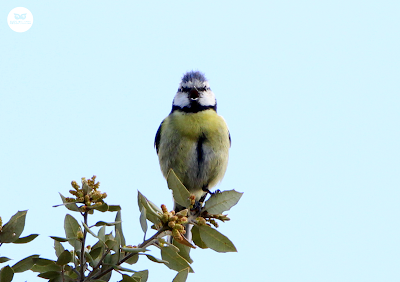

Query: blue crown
[[181, 71, 207, 83]]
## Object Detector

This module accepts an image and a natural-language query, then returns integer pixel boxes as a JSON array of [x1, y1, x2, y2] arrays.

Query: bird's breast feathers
[[157, 109, 230, 191], [166, 109, 229, 140]]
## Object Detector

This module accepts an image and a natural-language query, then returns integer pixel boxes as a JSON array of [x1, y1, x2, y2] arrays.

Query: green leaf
[[115, 229, 123, 254], [38, 271, 61, 279], [0, 265, 14, 282], [11, 255, 40, 273], [50, 236, 69, 242], [59, 193, 80, 212], [64, 214, 81, 250], [203, 190, 243, 214], [120, 274, 137, 282], [94, 202, 109, 212], [172, 240, 193, 264], [112, 265, 136, 273], [124, 254, 139, 265], [85, 251, 95, 267], [191, 225, 208, 249], [139, 207, 147, 235], [197, 225, 237, 253], [146, 200, 162, 214], [166, 169, 191, 208], [105, 232, 115, 241], [12, 234, 39, 244], [54, 241, 65, 257], [97, 226, 106, 242], [56, 251, 72, 265], [31, 263, 60, 273], [115, 211, 126, 247], [108, 205, 121, 212], [160, 245, 193, 273], [33, 258, 56, 266], [137, 192, 162, 225], [103, 253, 119, 266], [132, 270, 148, 282], [93, 203, 121, 213], [89, 245, 103, 260], [99, 269, 112, 282], [0, 258, 11, 264], [172, 268, 189, 282], [93, 221, 121, 227], [82, 222, 98, 237], [105, 239, 117, 250], [0, 210, 27, 243], [144, 254, 167, 264], [121, 247, 148, 254]]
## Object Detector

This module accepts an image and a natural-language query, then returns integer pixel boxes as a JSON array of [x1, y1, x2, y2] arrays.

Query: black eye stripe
[[178, 87, 209, 93]]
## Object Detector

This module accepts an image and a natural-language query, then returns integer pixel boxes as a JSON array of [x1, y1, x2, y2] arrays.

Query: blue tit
[[155, 71, 231, 211]]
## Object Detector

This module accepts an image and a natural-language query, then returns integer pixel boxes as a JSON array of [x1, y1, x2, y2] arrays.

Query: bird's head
[[172, 71, 217, 113]]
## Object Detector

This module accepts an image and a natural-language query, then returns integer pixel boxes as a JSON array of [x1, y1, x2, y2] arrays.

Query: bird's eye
[[181, 87, 191, 93]]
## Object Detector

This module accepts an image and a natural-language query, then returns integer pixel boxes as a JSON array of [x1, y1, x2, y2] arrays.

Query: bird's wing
[[155, 121, 164, 154]]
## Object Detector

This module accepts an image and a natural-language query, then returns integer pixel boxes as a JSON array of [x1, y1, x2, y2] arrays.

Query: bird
[[155, 71, 231, 213]]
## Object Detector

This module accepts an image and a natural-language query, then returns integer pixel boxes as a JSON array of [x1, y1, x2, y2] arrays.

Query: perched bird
[[155, 71, 231, 212]]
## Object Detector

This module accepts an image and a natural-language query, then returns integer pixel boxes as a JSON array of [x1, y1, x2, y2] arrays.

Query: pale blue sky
[[1, 1, 399, 281]]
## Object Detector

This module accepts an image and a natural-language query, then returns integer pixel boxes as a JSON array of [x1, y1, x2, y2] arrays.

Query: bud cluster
[[197, 212, 230, 228], [66, 175, 107, 212], [160, 204, 188, 241]]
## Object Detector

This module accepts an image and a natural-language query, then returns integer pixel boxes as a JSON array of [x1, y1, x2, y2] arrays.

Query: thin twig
[[91, 228, 168, 280], [79, 212, 88, 282], [83, 248, 111, 282]]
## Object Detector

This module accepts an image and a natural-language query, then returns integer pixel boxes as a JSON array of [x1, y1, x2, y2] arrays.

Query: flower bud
[[168, 221, 175, 229], [172, 229, 183, 241], [176, 209, 188, 217], [196, 217, 206, 225], [161, 204, 168, 213], [210, 219, 219, 228], [77, 230, 84, 240], [178, 217, 188, 224], [174, 224, 184, 231], [161, 213, 169, 223], [69, 190, 78, 196], [71, 181, 80, 190]]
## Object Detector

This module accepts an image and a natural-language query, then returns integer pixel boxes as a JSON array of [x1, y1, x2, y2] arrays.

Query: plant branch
[[91, 227, 168, 280], [83, 248, 111, 282], [79, 212, 88, 282]]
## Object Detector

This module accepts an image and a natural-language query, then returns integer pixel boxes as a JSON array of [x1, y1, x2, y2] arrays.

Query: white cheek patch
[[173, 92, 190, 107], [199, 90, 216, 106]]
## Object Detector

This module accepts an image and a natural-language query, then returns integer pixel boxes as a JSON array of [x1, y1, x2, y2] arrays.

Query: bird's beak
[[189, 88, 200, 100]]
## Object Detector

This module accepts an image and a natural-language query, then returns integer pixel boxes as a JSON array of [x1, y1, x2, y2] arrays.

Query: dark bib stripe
[[171, 104, 217, 114]]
